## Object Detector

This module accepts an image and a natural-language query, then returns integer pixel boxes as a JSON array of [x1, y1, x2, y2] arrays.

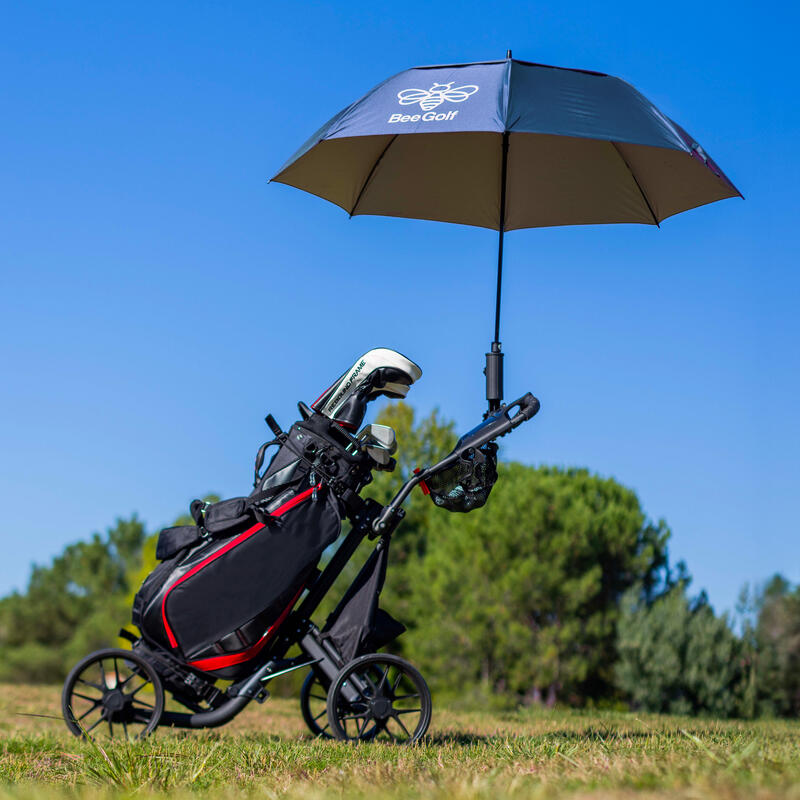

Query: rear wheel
[[62, 648, 164, 740], [326, 653, 431, 744]]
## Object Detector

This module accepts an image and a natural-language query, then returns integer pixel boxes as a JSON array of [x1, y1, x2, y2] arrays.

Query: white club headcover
[[314, 348, 422, 421]]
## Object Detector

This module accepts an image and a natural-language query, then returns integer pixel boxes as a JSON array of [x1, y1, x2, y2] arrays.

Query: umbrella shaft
[[487, 132, 509, 412], [494, 131, 509, 345], [494, 227, 504, 344]]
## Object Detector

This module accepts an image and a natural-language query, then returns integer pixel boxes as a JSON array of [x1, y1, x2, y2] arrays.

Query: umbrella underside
[[274, 131, 738, 231]]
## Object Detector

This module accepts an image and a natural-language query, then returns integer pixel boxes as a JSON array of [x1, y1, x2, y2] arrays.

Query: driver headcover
[[313, 348, 422, 430]]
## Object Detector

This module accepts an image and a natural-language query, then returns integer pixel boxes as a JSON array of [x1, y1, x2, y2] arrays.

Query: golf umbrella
[[272, 52, 740, 410]]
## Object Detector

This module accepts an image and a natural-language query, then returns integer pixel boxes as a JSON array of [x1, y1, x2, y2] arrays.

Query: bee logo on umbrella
[[397, 82, 479, 111]]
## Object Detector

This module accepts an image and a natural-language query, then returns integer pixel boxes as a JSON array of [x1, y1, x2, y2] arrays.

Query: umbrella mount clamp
[[485, 343, 504, 414]]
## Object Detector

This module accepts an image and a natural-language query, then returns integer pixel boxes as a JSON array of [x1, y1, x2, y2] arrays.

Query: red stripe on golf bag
[[161, 485, 320, 649]]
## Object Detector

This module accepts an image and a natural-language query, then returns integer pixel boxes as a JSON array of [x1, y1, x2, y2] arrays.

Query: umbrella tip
[[506, 49, 512, 59]]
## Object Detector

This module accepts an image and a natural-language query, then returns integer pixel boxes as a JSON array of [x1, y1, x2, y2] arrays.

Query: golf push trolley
[[62, 349, 539, 743]]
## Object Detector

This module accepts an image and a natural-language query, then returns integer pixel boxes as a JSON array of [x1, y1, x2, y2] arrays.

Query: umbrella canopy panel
[[273, 58, 740, 230]]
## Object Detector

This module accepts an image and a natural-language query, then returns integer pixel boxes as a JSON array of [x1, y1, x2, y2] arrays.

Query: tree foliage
[[396, 461, 669, 705], [615, 582, 744, 717], [738, 575, 800, 717], [0, 517, 146, 682]]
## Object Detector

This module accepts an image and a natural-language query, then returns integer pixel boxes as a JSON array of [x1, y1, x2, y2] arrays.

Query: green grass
[[2, 684, 800, 799]]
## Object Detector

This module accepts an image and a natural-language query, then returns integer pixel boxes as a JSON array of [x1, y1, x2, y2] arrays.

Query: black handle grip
[[265, 414, 284, 438], [515, 392, 540, 423], [456, 391, 540, 452]]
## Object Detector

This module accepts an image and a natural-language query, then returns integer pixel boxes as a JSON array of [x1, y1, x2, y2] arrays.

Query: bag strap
[[254, 438, 283, 488]]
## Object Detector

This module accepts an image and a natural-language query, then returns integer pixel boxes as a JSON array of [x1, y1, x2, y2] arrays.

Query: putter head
[[313, 348, 422, 430]]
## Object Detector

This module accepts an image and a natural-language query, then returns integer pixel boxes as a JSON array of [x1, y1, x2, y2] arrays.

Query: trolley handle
[[455, 392, 540, 453]]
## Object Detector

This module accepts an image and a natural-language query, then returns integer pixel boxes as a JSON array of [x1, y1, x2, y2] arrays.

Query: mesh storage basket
[[425, 442, 498, 512]]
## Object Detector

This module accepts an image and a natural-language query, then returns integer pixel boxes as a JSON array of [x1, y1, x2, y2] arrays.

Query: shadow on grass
[[426, 732, 493, 746], [426, 727, 707, 747]]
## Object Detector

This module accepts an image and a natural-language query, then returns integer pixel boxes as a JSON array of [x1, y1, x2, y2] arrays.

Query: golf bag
[[132, 349, 422, 679]]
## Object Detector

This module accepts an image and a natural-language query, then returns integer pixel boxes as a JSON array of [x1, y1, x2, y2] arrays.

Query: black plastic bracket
[[485, 342, 504, 412], [118, 628, 139, 645]]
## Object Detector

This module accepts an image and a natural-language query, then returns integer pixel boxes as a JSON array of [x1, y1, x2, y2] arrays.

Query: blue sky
[[0, 0, 797, 616]]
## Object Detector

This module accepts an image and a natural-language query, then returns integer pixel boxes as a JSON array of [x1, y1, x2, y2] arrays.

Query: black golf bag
[[132, 348, 421, 680]]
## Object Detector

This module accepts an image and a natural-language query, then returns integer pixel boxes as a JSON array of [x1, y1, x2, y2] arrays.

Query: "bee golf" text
[[388, 110, 460, 123]]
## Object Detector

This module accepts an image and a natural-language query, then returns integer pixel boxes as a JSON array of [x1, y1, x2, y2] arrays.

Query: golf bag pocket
[[156, 525, 203, 561], [202, 497, 254, 536]]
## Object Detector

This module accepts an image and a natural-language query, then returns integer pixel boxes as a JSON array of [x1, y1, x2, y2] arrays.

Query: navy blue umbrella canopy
[[272, 54, 740, 408]]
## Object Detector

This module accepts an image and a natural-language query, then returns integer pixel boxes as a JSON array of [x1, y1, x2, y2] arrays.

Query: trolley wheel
[[300, 670, 333, 738], [62, 648, 164, 740], [326, 653, 432, 744]]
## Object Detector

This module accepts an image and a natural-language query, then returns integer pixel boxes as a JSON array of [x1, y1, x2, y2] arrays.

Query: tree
[[615, 582, 744, 716], [0, 516, 146, 682], [738, 575, 800, 717], [398, 462, 670, 705]]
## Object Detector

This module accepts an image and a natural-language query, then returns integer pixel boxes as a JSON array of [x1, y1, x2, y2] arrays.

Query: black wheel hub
[[103, 689, 128, 713], [370, 695, 392, 720]]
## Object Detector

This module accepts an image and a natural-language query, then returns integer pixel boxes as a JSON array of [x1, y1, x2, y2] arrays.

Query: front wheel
[[326, 653, 431, 744], [62, 648, 164, 740]]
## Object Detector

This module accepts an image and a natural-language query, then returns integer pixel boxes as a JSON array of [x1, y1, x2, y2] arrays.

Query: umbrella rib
[[611, 142, 660, 227], [349, 135, 398, 217]]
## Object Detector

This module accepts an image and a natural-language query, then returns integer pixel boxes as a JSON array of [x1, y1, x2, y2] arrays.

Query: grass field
[[1, 683, 799, 799]]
